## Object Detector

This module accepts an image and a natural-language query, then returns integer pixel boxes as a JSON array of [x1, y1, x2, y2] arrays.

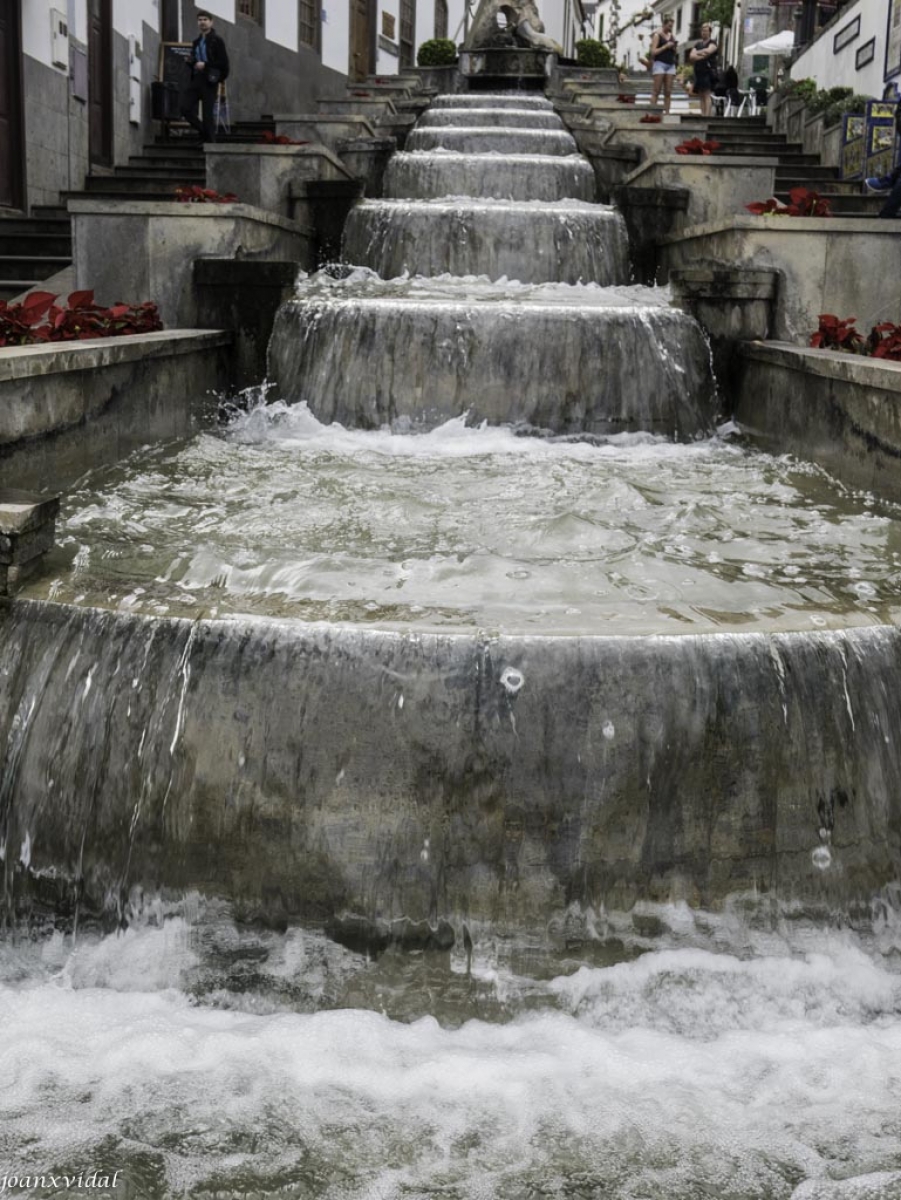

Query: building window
[[400, 0, 415, 67], [300, 0, 319, 47], [676, 8, 682, 32], [238, 0, 263, 22], [434, 0, 448, 40]]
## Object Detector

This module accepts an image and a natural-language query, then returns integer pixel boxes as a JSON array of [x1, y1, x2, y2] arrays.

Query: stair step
[[31, 206, 69, 221], [116, 164, 206, 179], [774, 179, 859, 195], [774, 190, 886, 212], [775, 165, 841, 180], [62, 189, 188, 203], [128, 155, 206, 171], [0, 281, 41, 300], [84, 176, 193, 195], [0, 255, 72, 276], [0, 225, 71, 249]]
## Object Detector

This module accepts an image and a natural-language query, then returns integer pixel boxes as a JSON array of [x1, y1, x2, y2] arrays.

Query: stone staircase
[[701, 116, 884, 217], [57, 119, 275, 206], [0, 210, 73, 302]]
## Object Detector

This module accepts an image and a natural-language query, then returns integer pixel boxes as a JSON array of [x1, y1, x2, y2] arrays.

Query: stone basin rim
[[7, 597, 898, 649]]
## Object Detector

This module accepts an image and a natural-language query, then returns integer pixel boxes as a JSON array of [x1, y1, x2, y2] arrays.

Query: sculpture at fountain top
[[464, 0, 564, 55]]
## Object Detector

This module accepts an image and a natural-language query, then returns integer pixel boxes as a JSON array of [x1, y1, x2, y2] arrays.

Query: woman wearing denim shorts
[[650, 18, 678, 115]]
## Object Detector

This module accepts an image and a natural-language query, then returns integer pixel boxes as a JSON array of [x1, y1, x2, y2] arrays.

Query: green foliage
[[806, 85, 852, 116], [699, 0, 735, 25], [783, 77, 818, 102], [823, 92, 869, 128], [575, 38, 613, 68], [416, 38, 457, 66]]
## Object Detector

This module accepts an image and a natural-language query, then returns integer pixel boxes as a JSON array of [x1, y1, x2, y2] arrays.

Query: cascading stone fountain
[[404, 127, 578, 155], [341, 199, 630, 285], [268, 277, 715, 436]]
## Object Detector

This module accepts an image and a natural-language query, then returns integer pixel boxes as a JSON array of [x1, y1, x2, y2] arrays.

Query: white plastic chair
[[723, 90, 748, 118]]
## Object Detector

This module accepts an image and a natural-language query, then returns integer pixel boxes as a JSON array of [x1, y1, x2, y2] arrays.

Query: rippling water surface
[[23, 403, 901, 634]]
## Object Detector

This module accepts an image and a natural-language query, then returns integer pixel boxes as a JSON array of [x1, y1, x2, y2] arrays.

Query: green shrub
[[807, 85, 852, 116], [575, 38, 613, 68], [784, 77, 818, 103], [417, 38, 457, 66], [823, 92, 869, 128]]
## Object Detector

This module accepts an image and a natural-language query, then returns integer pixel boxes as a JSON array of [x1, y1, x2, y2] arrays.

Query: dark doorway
[[349, 0, 373, 82], [88, 0, 113, 167], [0, 0, 25, 210], [160, 0, 180, 42]]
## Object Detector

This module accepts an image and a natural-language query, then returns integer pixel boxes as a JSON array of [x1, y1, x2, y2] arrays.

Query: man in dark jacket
[[180, 10, 230, 145]]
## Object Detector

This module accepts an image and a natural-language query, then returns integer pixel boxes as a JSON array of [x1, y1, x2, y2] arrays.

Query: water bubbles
[[500, 667, 524, 695], [811, 845, 833, 871]]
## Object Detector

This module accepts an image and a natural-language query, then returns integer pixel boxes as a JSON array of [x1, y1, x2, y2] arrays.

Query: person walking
[[650, 18, 678, 116], [180, 9, 230, 145], [690, 23, 719, 118]]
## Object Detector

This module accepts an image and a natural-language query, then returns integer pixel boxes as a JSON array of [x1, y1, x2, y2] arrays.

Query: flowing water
[[3, 89, 901, 1200], [18, 404, 901, 636], [3, 900, 901, 1199]]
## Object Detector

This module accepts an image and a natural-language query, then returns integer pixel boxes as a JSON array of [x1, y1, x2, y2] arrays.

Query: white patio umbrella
[[742, 29, 796, 55]]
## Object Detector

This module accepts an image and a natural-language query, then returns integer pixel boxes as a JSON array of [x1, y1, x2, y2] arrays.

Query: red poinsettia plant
[[258, 131, 310, 146], [675, 137, 721, 155], [746, 187, 833, 217], [174, 184, 238, 203], [617, 94, 637, 103], [0, 289, 162, 348], [810, 314, 901, 362], [640, 114, 663, 123]]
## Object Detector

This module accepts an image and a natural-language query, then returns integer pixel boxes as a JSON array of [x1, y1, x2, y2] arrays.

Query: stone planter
[[620, 156, 778, 230], [802, 111, 825, 157], [274, 114, 377, 149], [822, 121, 843, 170], [205, 143, 353, 219], [736, 343, 901, 503], [334, 136, 397, 199], [404, 65, 461, 94], [0, 330, 231, 490], [70, 201, 313, 328], [658, 216, 901, 343], [786, 98, 809, 145]]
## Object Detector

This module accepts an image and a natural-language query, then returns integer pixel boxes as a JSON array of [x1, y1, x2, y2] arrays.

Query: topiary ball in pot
[[417, 38, 458, 66]]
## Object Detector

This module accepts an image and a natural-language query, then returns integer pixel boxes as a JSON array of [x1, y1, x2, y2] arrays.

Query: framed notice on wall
[[887, 0, 901, 81]]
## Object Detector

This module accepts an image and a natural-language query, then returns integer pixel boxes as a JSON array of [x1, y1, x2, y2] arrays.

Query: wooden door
[[0, 0, 24, 210], [349, 0, 372, 82], [88, 0, 113, 167]]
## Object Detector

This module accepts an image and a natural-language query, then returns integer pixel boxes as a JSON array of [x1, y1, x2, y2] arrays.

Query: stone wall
[[0, 330, 232, 492], [22, 54, 88, 212], [735, 341, 901, 503]]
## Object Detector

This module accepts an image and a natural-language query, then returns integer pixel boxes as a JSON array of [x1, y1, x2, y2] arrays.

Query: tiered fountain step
[[404, 126, 578, 155], [384, 152, 596, 201], [342, 197, 629, 284], [269, 275, 715, 438], [418, 106, 566, 129]]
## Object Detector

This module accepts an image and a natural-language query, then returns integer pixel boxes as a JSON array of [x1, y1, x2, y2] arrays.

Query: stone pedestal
[[0, 490, 60, 594], [669, 266, 780, 398], [205, 144, 352, 219], [71, 201, 313, 328]]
